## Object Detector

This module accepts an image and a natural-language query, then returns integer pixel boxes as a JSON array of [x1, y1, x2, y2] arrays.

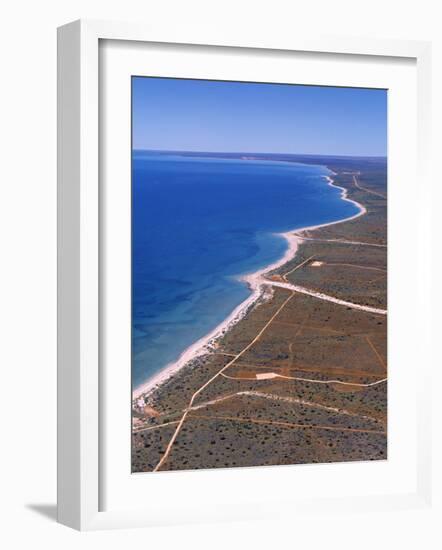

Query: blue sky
[[132, 77, 387, 157]]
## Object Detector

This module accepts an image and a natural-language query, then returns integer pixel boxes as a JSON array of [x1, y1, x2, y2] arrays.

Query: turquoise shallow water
[[132, 152, 359, 388]]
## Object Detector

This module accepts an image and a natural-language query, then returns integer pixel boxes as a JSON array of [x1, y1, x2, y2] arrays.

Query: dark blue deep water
[[132, 152, 358, 388]]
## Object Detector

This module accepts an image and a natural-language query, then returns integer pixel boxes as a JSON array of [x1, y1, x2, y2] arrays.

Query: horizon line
[[133, 148, 387, 160]]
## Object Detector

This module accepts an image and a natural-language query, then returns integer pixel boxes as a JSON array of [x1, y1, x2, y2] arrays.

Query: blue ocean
[[132, 152, 358, 388]]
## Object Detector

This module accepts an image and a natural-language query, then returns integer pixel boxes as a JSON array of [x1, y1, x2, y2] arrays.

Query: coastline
[[133, 173, 367, 400]]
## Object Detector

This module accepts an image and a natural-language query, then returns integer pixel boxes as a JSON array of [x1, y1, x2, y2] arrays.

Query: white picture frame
[[57, 19, 433, 531]]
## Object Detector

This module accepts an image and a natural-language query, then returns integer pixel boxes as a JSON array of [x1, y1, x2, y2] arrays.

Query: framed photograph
[[57, 19, 432, 530]]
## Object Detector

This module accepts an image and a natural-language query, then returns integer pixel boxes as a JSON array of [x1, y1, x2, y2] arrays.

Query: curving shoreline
[[133, 173, 367, 400]]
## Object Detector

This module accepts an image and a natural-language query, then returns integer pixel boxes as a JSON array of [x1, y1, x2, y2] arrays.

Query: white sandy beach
[[133, 174, 367, 400]]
